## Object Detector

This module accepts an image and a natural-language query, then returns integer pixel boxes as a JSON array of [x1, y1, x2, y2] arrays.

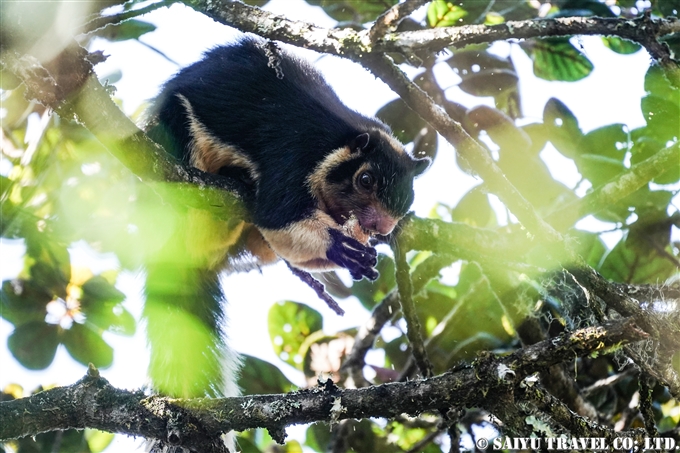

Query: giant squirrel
[[143, 37, 429, 451]]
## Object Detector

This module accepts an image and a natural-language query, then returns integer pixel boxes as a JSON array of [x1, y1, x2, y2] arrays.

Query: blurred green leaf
[[238, 355, 296, 394], [576, 154, 625, 187], [522, 38, 594, 81], [62, 323, 113, 368], [305, 0, 398, 23], [451, 185, 494, 227], [94, 20, 156, 42], [350, 255, 396, 310], [84, 430, 114, 453], [1, 279, 51, 326], [427, 0, 467, 27], [543, 97, 583, 158], [16, 429, 93, 453], [641, 95, 680, 142], [602, 37, 641, 55], [8, 322, 59, 370], [268, 301, 322, 369], [306, 422, 332, 452], [578, 124, 629, 161]]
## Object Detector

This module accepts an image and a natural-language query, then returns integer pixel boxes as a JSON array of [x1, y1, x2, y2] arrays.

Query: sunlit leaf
[[451, 185, 494, 227], [84, 429, 115, 453], [641, 95, 680, 141], [268, 301, 322, 369], [602, 37, 641, 55], [427, 0, 467, 27], [522, 38, 594, 81]]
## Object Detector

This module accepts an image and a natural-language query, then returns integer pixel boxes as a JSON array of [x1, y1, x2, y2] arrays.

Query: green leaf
[[84, 430, 114, 453], [451, 185, 494, 227], [304, 0, 398, 23], [94, 20, 156, 42], [578, 123, 629, 161], [7, 322, 59, 369], [571, 231, 608, 269], [1, 279, 51, 326], [644, 64, 680, 103], [375, 98, 427, 145], [463, 105, 531, 149], [523, 38, 594, 81], [602, 37, 641, 55], [427, 0, 467, 27], [268, 301, 322, 369], [575, 154, 625, 187], [238, 355, 296, 394], [349, 255, 396, 310], [18, 429, 92, 453], [630, 134, 673, 182], [641, 95, 680, 142], [543, 97, 583, 158], [306, 422, 332, 452], [599, 232, 677, 284], [62, 323, 113, 368]]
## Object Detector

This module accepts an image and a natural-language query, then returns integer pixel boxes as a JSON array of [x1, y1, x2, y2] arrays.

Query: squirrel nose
[[369, 216, 398, 235]]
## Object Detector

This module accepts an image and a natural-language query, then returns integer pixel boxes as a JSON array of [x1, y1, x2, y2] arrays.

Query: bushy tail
[[144, 262, 229, 398]]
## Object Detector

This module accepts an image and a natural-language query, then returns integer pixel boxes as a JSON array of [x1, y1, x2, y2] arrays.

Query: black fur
[[148, 37, 427, 232]]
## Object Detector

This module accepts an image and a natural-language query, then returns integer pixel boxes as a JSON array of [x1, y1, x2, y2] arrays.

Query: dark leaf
[[17, 429, 92, 453], [350, 255, 396, 310], [62, 323, 113, 368], [464, 105, 531, 150], [238, 355, 296, 394], [1, 279, 51, 326], [543, 98, 583, 158], [7, 322, 59, 369], [375, 98, 428, 145]]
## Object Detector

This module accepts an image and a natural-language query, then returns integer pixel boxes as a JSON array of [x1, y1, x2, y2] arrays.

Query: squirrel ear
[[413, 157, 431, 176], [351, 133, 370, 152]]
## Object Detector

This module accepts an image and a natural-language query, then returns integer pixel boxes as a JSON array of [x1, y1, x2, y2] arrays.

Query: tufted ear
[[350, 132, 370, 153], [413, 157, 431, 176]]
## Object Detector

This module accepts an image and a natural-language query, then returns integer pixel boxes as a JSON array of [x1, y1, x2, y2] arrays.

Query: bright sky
[[0, 0, 656, 451]]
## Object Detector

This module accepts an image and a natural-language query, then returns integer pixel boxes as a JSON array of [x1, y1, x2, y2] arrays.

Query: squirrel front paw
[[326, 228, 378, 281]]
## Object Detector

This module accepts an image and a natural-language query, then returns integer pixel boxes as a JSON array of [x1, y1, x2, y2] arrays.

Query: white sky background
[[0, 0, 659, 451]]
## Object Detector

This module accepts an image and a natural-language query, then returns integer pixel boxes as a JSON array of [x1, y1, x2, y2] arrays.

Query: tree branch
[[1, 320, 648, 446]]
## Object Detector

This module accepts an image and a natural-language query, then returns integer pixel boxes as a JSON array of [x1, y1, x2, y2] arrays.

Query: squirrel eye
[[358, 171, 374, 189]]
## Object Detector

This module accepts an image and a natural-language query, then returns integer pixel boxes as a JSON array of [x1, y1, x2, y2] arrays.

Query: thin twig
[[369, 0, 429, 42], [78, 0, 179, 35], [393, 241, 434, 378]]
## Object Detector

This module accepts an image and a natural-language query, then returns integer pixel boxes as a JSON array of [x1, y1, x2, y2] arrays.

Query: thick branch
[[1, 320, 647, 445], [548, 142, 680, 231]]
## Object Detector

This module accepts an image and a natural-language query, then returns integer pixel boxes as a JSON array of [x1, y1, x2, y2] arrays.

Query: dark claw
[[326, 229, 379, 281]]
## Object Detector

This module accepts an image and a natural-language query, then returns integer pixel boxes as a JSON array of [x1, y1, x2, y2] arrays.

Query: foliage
[[1, 0, 679, 452]]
